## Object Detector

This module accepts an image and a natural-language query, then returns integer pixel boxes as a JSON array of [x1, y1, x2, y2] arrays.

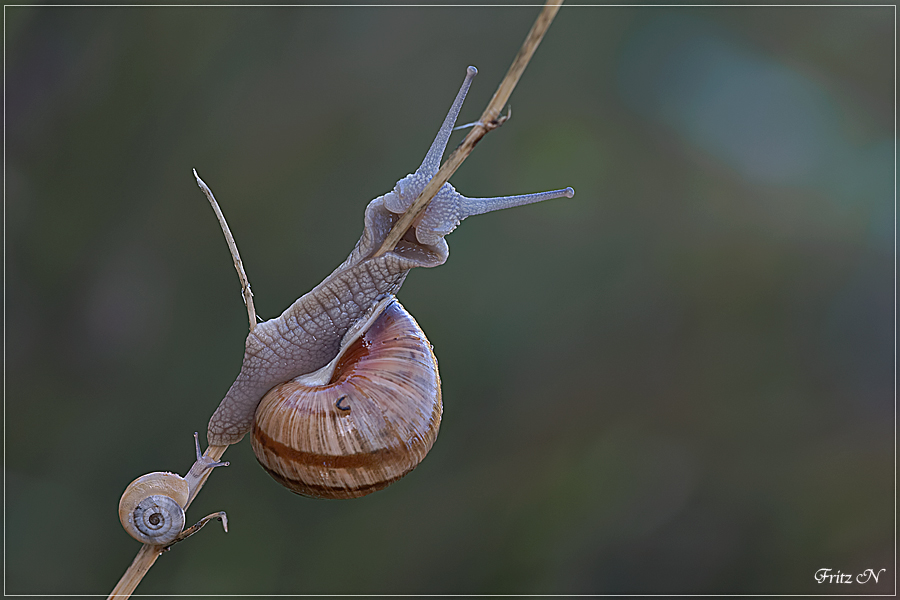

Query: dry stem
[[373, 0, 565, 258], [109, 2, 564, 596], [194, 169, 257, 331]]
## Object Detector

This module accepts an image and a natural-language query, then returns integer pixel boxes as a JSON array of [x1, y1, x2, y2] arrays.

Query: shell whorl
[[129, 495, 185, 544], [251, 300, 442, 499]]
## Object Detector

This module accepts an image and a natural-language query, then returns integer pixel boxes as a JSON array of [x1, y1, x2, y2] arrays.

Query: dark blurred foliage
[[5, 5, 894, 595]]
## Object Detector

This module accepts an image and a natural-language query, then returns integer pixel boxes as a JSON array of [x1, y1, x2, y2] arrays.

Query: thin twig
[[108, 545, 162, 599], [193, 169, 257, 331], [372, 0, 565, 259]]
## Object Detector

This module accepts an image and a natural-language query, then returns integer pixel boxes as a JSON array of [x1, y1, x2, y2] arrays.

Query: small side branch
[[165, 511, 229, 549], [193, 169, 257, 331], [372, 0, 565, 258]]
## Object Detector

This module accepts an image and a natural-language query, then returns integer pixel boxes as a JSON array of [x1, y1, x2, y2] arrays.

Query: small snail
[[118, 472, 189, 545], [205, 66, 574, 498], [119, 436, 229, 545]]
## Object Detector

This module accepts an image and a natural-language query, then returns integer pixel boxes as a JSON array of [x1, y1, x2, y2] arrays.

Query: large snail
[[202, 66, 574, 499]]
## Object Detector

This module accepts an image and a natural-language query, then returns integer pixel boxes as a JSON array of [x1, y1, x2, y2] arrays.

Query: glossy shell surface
[[118, 471, 189, 544], [251, 301, 442, 499]]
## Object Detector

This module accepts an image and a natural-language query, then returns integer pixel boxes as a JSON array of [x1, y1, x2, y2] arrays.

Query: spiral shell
[[251, 301, 442, 499], [118, 472, 189, 544]]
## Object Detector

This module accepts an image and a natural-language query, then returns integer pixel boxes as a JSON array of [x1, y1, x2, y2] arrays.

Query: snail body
[[205, 66, 574, 496]]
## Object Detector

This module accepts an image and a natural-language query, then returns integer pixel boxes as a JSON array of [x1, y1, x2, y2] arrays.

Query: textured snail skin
[[118, 472, 189, 545], [251, 301, 441, 499], [206, 202, 448, 446]]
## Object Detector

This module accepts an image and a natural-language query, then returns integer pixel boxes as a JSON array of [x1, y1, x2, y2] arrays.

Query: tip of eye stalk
[[564, 187, 575, 198], [467, 66, 478, 77]]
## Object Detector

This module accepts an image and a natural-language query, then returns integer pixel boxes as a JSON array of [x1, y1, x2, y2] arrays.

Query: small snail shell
[[251, 300, 441, 499], [118, 472, 189, 545]]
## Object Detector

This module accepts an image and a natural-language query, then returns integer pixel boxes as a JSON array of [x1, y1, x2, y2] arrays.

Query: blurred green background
[[5, 4, 894, 595]]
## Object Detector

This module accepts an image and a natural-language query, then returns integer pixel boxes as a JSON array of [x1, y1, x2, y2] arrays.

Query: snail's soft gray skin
[[207, 66, 574, 446]]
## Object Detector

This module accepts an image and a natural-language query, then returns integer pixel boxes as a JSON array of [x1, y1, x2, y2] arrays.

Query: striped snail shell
[[251, 299, 441, 499], [118, 472, 189, 545]]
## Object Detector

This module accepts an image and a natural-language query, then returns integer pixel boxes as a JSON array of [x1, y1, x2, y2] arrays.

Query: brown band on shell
[[255, 460, 408, 500], [252, 422, 417, 471]]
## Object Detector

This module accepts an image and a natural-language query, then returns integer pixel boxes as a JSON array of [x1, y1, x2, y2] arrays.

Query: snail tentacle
[[193, 431, 230, 470]]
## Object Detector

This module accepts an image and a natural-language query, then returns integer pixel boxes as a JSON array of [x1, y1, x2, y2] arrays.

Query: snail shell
[[118, 472, 189, 545], [251, 300, 441, 499]]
